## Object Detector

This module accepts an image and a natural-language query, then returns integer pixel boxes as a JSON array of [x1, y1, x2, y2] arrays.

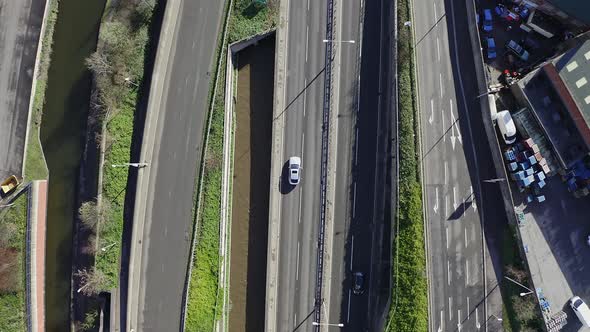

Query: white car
[[570, 296, 590, 327], [496, 110, 517, 145], [288, 156, 301, 185]]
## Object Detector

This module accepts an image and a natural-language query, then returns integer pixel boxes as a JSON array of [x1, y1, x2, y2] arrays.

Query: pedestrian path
[[29, 180, 47, 332]]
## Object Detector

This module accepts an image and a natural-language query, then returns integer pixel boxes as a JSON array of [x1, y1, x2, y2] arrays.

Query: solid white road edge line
[[296, 242, 300, 280], [350, 235, 354, 270]]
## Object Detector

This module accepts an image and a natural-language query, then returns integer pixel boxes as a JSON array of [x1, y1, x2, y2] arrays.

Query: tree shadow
[[117, 0, 166, 330], [241, 2, 264, 19]]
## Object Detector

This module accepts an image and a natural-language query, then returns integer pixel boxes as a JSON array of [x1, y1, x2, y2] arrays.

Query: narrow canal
[[40, 0, 105, 330], [230, 35, 275, 332]]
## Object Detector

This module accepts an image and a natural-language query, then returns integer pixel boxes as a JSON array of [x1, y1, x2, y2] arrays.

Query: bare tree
[[82, 234, 98, 255], [79, 201, 99, 230], [75, 268, 108, 296], [79, 310, 98, 331], [505, 264, 528, 283], [86, 51, 112, 77], [79, 200, 112, 230]]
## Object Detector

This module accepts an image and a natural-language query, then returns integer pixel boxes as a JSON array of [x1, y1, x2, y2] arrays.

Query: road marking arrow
[[450, 101, 457, 150], [433, 187, 439, 213], [447, 261, 451, 285]]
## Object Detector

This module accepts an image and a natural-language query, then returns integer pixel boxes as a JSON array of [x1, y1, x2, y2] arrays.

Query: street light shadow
[[415, 13, 447, 47], [449, 283, 501, 332], [274, 66, 326, 121], [422, 116, 460, 161], [291, 308, 316, 332], [446, 191, 474, 221]]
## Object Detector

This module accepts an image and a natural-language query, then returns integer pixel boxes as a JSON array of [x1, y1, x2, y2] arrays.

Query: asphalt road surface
[[273, 0, 327, 329], [135, 0, 225, 330], [326, 0, 394, 330], [416, 0, 506, 331], [0, 0, 45, 179]]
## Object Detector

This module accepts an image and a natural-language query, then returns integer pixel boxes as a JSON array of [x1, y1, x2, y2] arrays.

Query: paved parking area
[[476, 0, 562, 84], [513, 177, 590, 331]]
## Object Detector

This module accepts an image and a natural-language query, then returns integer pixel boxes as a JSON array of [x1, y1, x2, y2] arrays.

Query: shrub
[[386, 0, 428, 330]]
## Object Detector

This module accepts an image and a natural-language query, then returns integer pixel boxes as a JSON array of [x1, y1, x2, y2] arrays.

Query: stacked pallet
[[503, 138, 550, 202]]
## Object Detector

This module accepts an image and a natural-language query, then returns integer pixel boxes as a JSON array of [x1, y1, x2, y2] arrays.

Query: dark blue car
[[483, 9, 493, 32]]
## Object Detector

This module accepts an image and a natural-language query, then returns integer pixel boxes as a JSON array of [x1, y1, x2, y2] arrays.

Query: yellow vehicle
[[1, 175, 21, 196]]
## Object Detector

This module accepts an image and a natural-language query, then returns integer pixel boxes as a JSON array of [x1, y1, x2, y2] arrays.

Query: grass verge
[[0, 193, 29, 331], [24, 0, 58, 181], [500, 226, 544, 331], [184, 1, 276, 331], [89, 0, 157, 289], [385, 0, 428, 330]]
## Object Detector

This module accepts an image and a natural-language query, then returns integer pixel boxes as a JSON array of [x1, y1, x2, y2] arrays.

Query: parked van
[[488, 94, 498, 121], [496, 110, 516, 144], [570, 296, 590, 327]]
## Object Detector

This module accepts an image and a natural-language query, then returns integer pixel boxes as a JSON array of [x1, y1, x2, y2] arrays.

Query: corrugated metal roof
[[554, 41, 590, 128]]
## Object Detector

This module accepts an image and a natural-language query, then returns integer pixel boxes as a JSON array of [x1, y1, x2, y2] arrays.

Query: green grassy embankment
[[184, 1, 276, 331], [25, 0, 58, 181], [88, 0, 156, 289], [500, 226, 544, 331], [0, 194, 28, 331], [385, 0, 428, 330]]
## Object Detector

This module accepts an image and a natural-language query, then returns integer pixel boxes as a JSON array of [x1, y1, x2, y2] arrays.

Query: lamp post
[[520, 291, 534, 297], [124, 77, 140, 88], [0, 202, 15, 208], [312, 322, 344, 327], [101, 243, 117, 252], [476, 86, 502, 99], [77, 283, 90, 294], [490, 314, 503, 322], [483, 178, 505, 183], [112, 162, 148, 168], [322, 39, 355, 44], [504, 275, 534, 293]]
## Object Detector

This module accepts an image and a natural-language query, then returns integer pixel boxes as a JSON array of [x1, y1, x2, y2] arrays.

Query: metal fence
[[23, 182, 33, 332], [314, 0, 335, 327]]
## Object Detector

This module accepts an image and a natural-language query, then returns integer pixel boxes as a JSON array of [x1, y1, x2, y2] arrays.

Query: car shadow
[[279, 160, 296, 195]]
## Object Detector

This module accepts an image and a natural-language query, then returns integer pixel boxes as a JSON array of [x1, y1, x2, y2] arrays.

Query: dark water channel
[[40, 0, 105, 330], [230, 35, 275, 332]]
